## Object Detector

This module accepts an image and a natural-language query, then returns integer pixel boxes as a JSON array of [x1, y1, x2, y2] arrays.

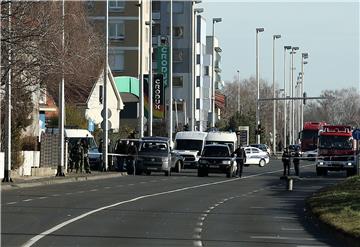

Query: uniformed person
[[234, 146, 246, 177], [293, 149, 301, 176], [282, 147, 291, 177], [82, 138, 91, 174], [72, 140, 83, 173], [127, 141, 137, 175]]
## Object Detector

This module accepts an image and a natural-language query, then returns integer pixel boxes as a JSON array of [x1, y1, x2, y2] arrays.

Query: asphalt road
[[2, 159, 347, 247]]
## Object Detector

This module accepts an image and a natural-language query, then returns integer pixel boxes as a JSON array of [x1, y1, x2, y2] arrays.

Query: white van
[[205, 131, 238, 153], [174, 131, 208, 168]]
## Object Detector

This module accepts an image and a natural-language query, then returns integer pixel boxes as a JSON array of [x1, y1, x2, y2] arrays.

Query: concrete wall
[[19, 151, 40, 176]]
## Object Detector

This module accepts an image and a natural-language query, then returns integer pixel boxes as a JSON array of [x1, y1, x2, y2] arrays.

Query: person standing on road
[[293, 149, 301, 176], [234, 146, 246, 178], [127, 141, 137, 175], [281, 147, 291, 177], [82, 138, 91, 174], [73, 140, 84, 173], [115, 140, 128, 172]]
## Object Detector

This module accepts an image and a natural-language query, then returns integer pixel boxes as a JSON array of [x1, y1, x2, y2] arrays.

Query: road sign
[[352, 129, 360, 140]]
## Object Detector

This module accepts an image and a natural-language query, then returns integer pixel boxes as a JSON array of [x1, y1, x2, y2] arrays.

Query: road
[[2, 159, 346, 247]]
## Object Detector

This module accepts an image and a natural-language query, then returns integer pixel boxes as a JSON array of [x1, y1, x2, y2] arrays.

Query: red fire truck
[[316, 125, 357, 177], [300, 122, 326, 152]]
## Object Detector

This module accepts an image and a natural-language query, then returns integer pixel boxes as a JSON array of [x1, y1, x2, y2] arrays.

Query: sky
[[200, 1, 359, 97]]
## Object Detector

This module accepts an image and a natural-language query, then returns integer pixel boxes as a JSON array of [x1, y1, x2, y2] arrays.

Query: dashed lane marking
[[6, 202, 17, 205], [23, 199, 33, 202]]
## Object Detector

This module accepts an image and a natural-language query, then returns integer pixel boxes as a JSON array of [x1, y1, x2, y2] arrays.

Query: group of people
[[68, 138, 91, 174], [113, 139, 138, 173], [281, 147, 301, 177]]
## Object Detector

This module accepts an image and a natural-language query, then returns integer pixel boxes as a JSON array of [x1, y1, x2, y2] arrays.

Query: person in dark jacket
[[282, 147, 291, 177], [293, 149, 301, 176], [234, 146, 246, 178]]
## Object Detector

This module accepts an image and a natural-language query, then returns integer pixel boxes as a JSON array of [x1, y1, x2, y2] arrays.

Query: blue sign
[[352, 129, 360, 140]]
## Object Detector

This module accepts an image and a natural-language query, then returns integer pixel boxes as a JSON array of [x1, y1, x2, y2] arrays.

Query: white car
[[302, 150, 317, 161], [243, 147, 270, 167]]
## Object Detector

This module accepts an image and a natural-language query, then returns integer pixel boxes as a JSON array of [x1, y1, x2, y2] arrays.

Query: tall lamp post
[[211, 17, 222, 128], [255, 27, 264, 144], [290, 46, 299, 144], [300, 53, 308, 130], [283, 46, 292, 149], [272, 34, 281, 154], [237, 70, 240, 113], [191, 1, 202, 131], [146, 0, 153, 136], [168, 0, 173, 141], [138, 1, 144, 138]]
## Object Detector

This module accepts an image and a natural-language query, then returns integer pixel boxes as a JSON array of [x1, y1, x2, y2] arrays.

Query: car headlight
[[347, 162, 353, 166], [222, 160, 231, 165], [319, 162, 324, 165]]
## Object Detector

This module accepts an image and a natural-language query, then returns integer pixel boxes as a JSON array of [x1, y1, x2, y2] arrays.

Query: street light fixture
[[211, 17, 222, 128], [272, 34, 281, 154], [283, 45, 291, 148], [300, 53, 309, 131], [255, 27, 264, 144]]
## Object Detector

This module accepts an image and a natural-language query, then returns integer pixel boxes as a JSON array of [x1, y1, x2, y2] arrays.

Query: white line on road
[[281, 227, 304, 231], [193, 240, 203, 247], [251, 235, 318, 241], [23, 199, 33, 202], [274, 216, 298, 220], [104, 187, 111, 189], [90, 189, 98, 192], [6, 202, 17, 205], [21, 167, 290, 247], [39, 197, 47, 200]]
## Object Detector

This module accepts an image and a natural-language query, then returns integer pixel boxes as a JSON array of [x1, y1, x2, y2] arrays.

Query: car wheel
[[259, 159, 266, 167], [197, 168, 204, 177], [145, 170, 151, 176]]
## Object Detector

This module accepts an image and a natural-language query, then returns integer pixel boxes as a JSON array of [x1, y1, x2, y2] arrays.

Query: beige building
[[87, 0, 150, 78]]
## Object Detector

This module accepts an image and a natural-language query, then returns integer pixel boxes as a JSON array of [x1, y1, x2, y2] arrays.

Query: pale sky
[[200, 1, 359, 97]]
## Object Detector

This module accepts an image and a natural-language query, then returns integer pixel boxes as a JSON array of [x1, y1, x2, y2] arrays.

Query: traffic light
[[303, 92, 307, 104]]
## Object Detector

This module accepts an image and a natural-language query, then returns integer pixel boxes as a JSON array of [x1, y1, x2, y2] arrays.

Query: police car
[[243, 146, 270, 167]]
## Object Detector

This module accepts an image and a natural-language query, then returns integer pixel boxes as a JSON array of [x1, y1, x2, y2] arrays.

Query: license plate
[[210, 165, 218, 168]]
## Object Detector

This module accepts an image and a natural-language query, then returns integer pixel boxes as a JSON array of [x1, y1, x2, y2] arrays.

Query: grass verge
[[307, 175, 360, 240]]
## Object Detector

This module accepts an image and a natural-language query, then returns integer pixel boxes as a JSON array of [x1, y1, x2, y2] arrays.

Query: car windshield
[[175, 139, 203, 152], [319, 136, 353, 150], [206, 141, 234, 152], [250, 144, 266, 151], [202, 146, 230, 157], [140, 142, 168, 152]]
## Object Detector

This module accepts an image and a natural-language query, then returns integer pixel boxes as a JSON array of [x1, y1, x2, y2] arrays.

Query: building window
[[173, 26, 184, 38], [196, 98, 200, 109], [109, 21, 124, 40], [109, 50, 124, 71], [196, 76, 201, 87], [173, 101, 184, 111], [109, 1, 125, 10], [196, 54, 200, 64], [153, 23, 161, 36], [204, 66, 210, 76], [173, 76, 183, 87], [173, 49, 183, 63]]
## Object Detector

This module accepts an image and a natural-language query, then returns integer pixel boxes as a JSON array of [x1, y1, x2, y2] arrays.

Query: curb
[[1, 172, 128, 191], [305, 200, 360, 247]]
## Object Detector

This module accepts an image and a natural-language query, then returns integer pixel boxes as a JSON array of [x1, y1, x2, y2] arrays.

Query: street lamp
[[290, 46, 299, 144], [211, 17, 222, 128], [168, 0, 173, 141], [192, 6, 203, 131], [272, 34, 281, 154], [283, 45, 291, 149], [300, 53, 308, 131], [145, 1, 153, 136], [255, 27, 264, 144]]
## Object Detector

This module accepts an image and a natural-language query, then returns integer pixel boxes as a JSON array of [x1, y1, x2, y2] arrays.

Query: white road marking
[[205, 210, 210, 213], [52, 194, 60, 197], [39, 197, 47, 200], [90, 189, 98, 192], [251, 206, 265, 209], [104, 187, 111, 189], [199, 217, 205, 221], [196, 222, 203, 226], [251, 236, 317, 241], [281, 227, 304, 231], [140, 182, 147, 184], [193, 234, 201, 239], [7, 202, 17, 205], [65, 192, 73, 195], [21, 167, 288, 247], [23, 199, 33, 202], [274, 216, 297, 220], [194, 227, 202, 233], [128, 184, 134, 186]]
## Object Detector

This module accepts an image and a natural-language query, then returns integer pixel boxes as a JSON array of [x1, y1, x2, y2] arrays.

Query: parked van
[[205, 131, 238, 153], [174, 131, 208, 169]]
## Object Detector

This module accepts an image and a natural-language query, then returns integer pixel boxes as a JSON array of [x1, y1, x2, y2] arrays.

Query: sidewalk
[[1, 171, 128, 191]]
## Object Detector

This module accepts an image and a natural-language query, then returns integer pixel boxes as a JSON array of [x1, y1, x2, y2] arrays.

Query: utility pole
[[255, 27, 264, 144], [168, 0, 173, 141], [148, 0, 153, 136], [139, 1, 144, 138], [283, 46, 291, 149], [272, 34, 281, 154]]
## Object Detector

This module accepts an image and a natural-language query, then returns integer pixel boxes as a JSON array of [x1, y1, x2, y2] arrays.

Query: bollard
[[287, 177, 293, 191]]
